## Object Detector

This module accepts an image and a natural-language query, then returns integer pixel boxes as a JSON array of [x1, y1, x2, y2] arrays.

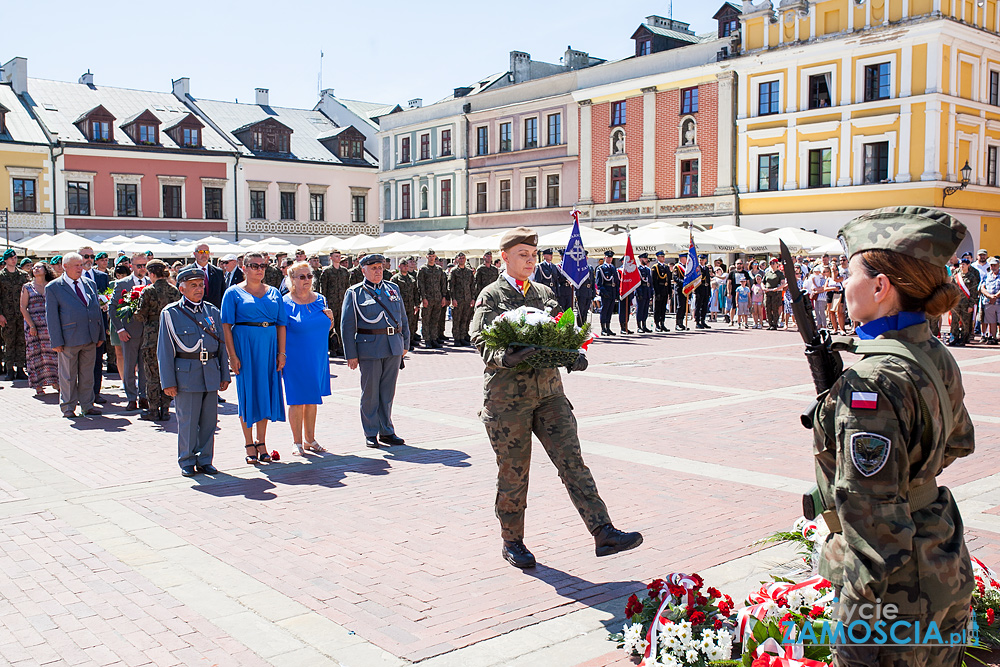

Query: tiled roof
[[26, 78, 233, 151], [0, 83, 49, 144]]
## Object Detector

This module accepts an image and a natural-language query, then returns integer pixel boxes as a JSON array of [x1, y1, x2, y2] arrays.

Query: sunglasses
[[246, 262, 267, 270], [195, 250, 210, 255], [81, 254, 95, 259], [133, 263, 147, 268], [295, 273, 313, 280]]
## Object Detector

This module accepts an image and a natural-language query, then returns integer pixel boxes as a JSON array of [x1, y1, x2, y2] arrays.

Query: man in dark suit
[[220, 254, 244, 292], [111, 253, 150, 411], [80, 246, 109, 403], [45, 252, 106, 418], [190, 244, 225, 308]]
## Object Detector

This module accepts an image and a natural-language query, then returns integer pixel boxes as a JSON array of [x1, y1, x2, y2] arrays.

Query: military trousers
[[599, 291, 616, 327], [1, 316, 26, 366], [141, 346, 167, 410], [653, 288, 669, 325], [358, 355, 401, 437], [421, 303, 444, 342], [618, 294, 633, 331], [480, 394, 610, 542], [576, 298, 593, 327], [949, 304, 974, 344], [675, 293, 688, 328], [406, 304, 419, 341], [329, 298, 345, 354], [695, 288, 710, 324], [176, 390, 218, 469], [556, 289, 573, 313], [452, 302, 473, 342], [635, 288, 650, 327], [765, 291, 783, 328]]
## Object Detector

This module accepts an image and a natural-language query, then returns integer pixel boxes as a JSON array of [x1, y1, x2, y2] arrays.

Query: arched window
[[420, 186, 428, 211], [383, 187, 391, 219], [611, 129, 625, 155]]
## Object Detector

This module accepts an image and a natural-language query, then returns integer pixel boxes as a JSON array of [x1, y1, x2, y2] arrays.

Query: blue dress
[[282, 293, 333, 405], [221, 285, 288, 426]]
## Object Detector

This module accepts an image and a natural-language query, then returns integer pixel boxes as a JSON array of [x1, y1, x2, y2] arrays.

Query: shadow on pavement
[[381, 443, 472, 468], [522, 563, 642, 621], [191, 473, 278, 501], [70, 415, 132, 433], [257, 452, 392, 490]]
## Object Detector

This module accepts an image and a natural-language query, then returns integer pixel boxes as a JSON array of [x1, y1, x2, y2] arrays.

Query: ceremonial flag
[[561, 209, 589, 289], [619, 232, 641, 299], [681, 232, 701, 297]]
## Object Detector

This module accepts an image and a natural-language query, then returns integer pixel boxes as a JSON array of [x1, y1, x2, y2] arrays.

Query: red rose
[[647, 579, 665, 598], [809, 605, 825, 618], [752, 655, 773, 667], [989, 608, 996, 626], [668, 584, 686, 599], [977, 578, 986, 595], [707, 587, 721, 599], [118, 298, 125, 304], [625, 594, 644, 618], [689, 611, 706, 625], [714, 618, 723, 629]]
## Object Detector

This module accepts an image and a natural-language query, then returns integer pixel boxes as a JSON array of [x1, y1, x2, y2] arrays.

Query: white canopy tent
[[383, 235, 450, 256], [701, 225, 797, 254], [300, 235, 346, 255], [245, 237, 299, 254], [25, 231, 101, 254], [16, 234, 54, 252], [764, 228, 838, 252], [536, 226, 628, 254], [629, 224, 738, 254], [810, 239, 845, 256]]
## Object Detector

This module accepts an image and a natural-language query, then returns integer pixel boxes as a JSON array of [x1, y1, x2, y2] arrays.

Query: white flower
[[621, 622, 644, 655], [499, 306, 554, 326], [685, 648, 700, 664]]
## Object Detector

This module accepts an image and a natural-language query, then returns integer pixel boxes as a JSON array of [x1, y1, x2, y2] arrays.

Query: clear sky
[[6, 1, 719, 109]]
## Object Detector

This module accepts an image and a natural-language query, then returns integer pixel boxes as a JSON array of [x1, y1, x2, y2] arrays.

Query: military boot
[[592, 523, 643, 557], [15, 366, 27, 380], [502, 540, 536, 569]]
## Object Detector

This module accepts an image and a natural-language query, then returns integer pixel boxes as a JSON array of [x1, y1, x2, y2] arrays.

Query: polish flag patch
[[851, 392, 879, 410]]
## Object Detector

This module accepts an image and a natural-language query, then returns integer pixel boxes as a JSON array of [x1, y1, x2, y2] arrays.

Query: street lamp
[[942, 160, 972, 205]]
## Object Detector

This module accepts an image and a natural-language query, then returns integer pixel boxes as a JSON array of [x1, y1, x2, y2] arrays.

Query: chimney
[[1, 57, 28, 96], [564, 46, 591, 71], [321, 88, 335, 99], [510, 51, 531, 84], [255, 87, 269, 106], [453, 86, 473, 98], [79, 70, 94, 86], [407, 98, 422, 109], [646, 15, 694, 34], [172, 76, 190, 98]]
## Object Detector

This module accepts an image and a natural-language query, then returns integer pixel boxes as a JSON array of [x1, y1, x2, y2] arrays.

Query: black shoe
[[4, 370, 14, 382], [217, 396, 226, 404], [696, 323, 706, 329], [379, 433, 405, 446], [662, 327, 671, 332], [94, 394, 107, 404], [195, 464, 219, 475], [140, 410, 158, 421], [180, 466, 197, 477], [158, 407, 170, 421], [365, 436, 380, 448], [593, 523, 644, 557], [676, 324, 687, 331], [702, 323, 711, 329], [502, 540, 537, 569], [15, 367, 27, 380], [606, 329, 616, 336], [83, 408, 102, 416]]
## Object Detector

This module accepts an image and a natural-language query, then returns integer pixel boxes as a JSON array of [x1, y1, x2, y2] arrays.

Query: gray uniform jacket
[[45, 275, 106, 349], [156, 300, 230, 393], [340, 280, 410, 360]]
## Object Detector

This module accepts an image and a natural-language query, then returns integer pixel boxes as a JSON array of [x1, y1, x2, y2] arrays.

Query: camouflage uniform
[[263, 264, 283, 289], [0, 267, 29, 368], [470, 276, 610, 542], [389, 271, 420, 344], [474, 264, 500, 301], [448, 266, 475, 343], [134, 279, 181, 412], [349, 266, 363, 286], [418, 263, 448, 343], [949, 268, 980, 345], [319, 265, 350, 352]]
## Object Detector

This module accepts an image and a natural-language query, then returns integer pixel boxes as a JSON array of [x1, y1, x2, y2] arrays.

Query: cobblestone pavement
[[1, 324, 998, 666]]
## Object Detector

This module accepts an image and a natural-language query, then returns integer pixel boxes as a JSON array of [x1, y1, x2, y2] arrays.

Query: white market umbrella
[[361, 232, 412, 252], [811, 239, 845, 256], [630, 224, 735, 254], [764, 227, 837, 252], [702, 225, 790, 254], [29, 231, 102, 254], [384, 235, 444, 256], [16, 234, 53, 252], [246, 237, 297, 254], [336, 234, 384, 253], [238, 239, 257, 247], [536, 226, 628, 254], [193, 235, 233, 246], [301, 235, 346, 255]]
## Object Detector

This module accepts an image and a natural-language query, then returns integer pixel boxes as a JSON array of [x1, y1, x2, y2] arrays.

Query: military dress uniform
[[389, 270, 420, 347], [448, 264, 475, 346], [0, 260, 29, 376], [320, 265, 350, 354], [694, 260, 712, 328], [157, 282, 230, 475], [651, 257, 672, 331], [417, 260, 448, 347], [635, 260, 652, 332], [813, 206, 975, 667], [575, 266, 596, 328], [551, 258, 574, 313], [595, 255, 620, 335], [531, 256, 559, 294], [949, 266, 980, 346], [673, 260, 689, 330], [474, 263, 500, 301], [135, 278, 181, 420]]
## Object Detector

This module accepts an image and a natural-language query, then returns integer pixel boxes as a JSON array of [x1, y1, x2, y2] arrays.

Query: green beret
[[115, 255, 130, 266], [50, 255, 63, 265], [499, 226, 539, 252], [95, 251, 108, 260], [838, 206, 966, 269], [18, 257, 32, 267], [2, 248, 16, 261]]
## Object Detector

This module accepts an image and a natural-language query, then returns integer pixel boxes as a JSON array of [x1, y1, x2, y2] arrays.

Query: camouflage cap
[[499, 226, 538, 251], [838, 206, 967, 268]]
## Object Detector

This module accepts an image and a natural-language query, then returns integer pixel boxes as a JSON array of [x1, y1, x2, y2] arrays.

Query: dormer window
[[638, 39, 651, 56], [121, 110, 162, 146], [713, 2, 742, 39], [340, 138, 363, 160], [0, 104, 8, 135], [233, 118, 292, 154], [92, 120, 110, 141], [137, 124, 157, 144], [182, 127, 199, 147], [165, 113, 205, 149], [75, 104, 116, 143]]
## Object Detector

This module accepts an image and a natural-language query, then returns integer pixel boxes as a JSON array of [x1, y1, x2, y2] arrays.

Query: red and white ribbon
[[736, 575, 832, 644], [638, 573, 703, 666], [753, 637, 829, 667]]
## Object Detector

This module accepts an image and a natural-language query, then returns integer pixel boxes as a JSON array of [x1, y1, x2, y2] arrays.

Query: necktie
[[203, 266, 209, 283], [74, 281, 87, 306], [514, 279, 530, 296]]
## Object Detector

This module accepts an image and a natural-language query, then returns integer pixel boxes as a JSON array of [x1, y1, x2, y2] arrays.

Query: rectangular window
[[990, 71, 999, 106], [352, 195, 365, 222], [546, 174, 560, 207], [401, 184, 411, 219], [808, 73, 832, 109], [638, 39, 651, 56], [758, 81, 780, 115], [204, 187, 223, 219], [524, 117, 538, 149], [182, 127, 200, 147], [477, 126, 489, 155], [67, 181, 90, 216], [863, 141, 890, 184], [0, 110, 6, 135], [13, 179, 37, 212], [441, 129, 452, 156], [610, 166, 626, 201], [524, 177, 537, 209], [989, 146, 998, 186], [757, 153, 780, 192], [400, 136, 410, 163], [863, 63, 891, 102], [680, 159, 699, 197], [420, 133, 430, 160], [547, 113, 561, 146], [440, 179, 451, 216], [722, 19, 738, 36], [808, 148, 832, 188], [138, 124, 156, 144], [163, 185, 182, 218], [499, 179, 511, 211], [91, 120, 110, 141], [499, 122, 512, 152], [611, 100, 626, 126], [279, 191, 296, 220], [250, 190, 266, 219], [117, 183, 138, 217], [476, 182, 487, 213], [310, 193, 325, 221], [681, 87, 699, 114]]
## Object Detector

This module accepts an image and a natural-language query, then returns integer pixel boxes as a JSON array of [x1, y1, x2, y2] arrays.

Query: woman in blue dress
[[282, 261, 333, 455], [221, 252, 288, 464]]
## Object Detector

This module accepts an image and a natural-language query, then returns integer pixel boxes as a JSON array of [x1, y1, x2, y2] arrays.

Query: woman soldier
[[814, 206, 975, 666]]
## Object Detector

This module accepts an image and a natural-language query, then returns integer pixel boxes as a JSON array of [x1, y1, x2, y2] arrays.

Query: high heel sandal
[[291, 443, 305, 456], [304, 440, 326, 453], [245, 444, 258, 465], [257, 443, 272, 463]]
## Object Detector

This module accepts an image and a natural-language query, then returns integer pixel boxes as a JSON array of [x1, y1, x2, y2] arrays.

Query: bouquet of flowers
[[115, 285, 145, 322], [609, 573, 736, 666], [479, 306, 594, 370], [736, 575, 834, 667], [971, 556, 1000, 649]]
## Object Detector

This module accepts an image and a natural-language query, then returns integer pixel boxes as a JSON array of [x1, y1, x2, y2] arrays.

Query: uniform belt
[[358, 327, 396, 335], [177, 350, 218, 360], [822, 480, 939, 534], [233, 322, 276, 327]]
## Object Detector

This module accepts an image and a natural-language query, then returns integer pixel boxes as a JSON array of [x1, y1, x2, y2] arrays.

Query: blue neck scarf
[[855, 311, 926, 339]]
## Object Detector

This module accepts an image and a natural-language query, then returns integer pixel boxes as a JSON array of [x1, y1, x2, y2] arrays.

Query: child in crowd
[[736, 277, 751, 329], [751, 274, 765, 328]]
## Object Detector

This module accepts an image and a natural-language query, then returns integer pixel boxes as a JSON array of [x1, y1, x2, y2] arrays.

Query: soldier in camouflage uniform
[[0, 249, 29, 380], [474, 251, 499, 300], [948, 258, 980, 347], [319, 250, 351, 356], [134, 260, 181, 421], [418, 250, 448, 348], [470, 226, 643, 569], [448, 252, 475, 346], [389, 257, 420, 347], [813, 206, 975, 667], [262, 253, 284, 289], [349, 253, 365, 286]]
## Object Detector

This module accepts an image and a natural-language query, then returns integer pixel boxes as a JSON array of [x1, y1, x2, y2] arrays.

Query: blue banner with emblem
[[560, 211, 589, 289]]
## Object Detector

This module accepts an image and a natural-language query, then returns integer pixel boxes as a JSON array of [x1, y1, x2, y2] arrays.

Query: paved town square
[[1, 327, 999, 666]]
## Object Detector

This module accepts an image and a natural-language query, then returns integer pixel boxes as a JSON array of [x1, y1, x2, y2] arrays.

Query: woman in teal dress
[[221, 252, 288, 464]]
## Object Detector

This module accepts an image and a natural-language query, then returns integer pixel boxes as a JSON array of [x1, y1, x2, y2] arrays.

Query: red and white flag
[[619, 232, 641, 299], [956, 272, 971, 298]]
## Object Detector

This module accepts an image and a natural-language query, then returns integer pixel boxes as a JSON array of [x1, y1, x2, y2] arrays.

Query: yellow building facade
[[1, 72, 53, 239], [734, 0, 1000, 253]]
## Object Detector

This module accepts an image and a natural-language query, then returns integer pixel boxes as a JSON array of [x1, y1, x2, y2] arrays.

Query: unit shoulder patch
[[850, 432, 891, 477]]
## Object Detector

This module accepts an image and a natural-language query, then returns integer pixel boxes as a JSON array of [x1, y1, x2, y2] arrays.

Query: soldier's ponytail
[[857, 249, 960, 318]]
